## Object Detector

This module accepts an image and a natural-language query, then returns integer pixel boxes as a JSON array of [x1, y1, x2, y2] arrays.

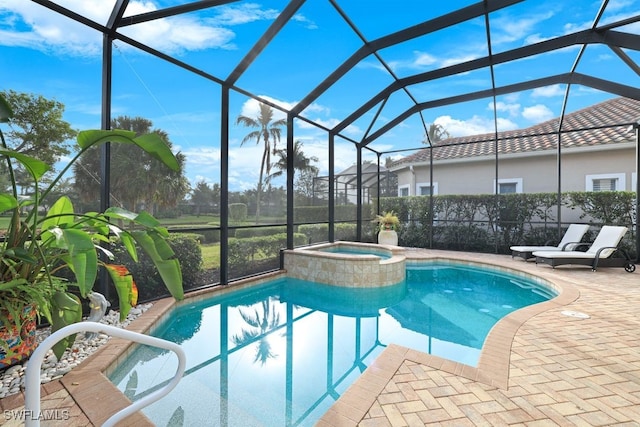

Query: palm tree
[[236, 103, 286, 223], [72, 116, 189, 213], [267, 139, 319, 184], [424, 123, 450, 144], [231, 299, 281, 365]]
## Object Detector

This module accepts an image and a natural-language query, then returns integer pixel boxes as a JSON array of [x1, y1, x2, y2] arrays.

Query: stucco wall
[[396, 144, 635, 196]]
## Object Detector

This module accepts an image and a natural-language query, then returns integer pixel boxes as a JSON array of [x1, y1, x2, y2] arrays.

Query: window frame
[[493, 178, 523, 194], [416, 182, 438, 196], [585, 173, 626, 192]]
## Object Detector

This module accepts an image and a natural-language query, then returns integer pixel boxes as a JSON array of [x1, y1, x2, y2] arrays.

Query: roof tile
[[394, 97, 640, 166]]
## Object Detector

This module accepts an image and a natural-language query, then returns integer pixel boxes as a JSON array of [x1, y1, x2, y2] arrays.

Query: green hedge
[[229, 203, 247, 222], [228, 232, 308, 269], [293, 204, 372, 222], [297, 223, 364, 243], [235, 226, 286, 238], [111, 233, 204, 303], [375, 191, 636, 257]]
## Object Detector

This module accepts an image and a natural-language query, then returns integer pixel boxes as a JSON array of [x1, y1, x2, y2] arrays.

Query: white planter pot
[[377, 230, 398, 246]]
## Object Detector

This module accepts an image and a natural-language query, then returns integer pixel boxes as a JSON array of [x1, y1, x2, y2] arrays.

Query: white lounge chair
[[510, 224, 591, 260], [533, 225, 635, 272]]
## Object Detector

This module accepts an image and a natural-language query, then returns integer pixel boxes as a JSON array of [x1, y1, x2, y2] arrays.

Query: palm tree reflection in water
[[232, 299, 281, 365]]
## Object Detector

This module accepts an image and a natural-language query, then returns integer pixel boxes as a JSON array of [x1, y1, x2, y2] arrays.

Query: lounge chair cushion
[[532, 225, 628, 260], [510, 224, 590, 259]]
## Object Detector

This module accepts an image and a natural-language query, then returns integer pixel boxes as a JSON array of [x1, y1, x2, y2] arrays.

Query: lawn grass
[[160, 215, 220, 226], [201, 243, 220, 269], [0, 214, 279, 272]]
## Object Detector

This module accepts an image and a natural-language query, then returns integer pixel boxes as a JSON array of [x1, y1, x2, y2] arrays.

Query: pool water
[[318, 246, 392, 259], [109, 262, 555, 427]]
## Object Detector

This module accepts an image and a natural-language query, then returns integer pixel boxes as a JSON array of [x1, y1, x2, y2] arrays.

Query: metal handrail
[[24, 322, 186, 427]]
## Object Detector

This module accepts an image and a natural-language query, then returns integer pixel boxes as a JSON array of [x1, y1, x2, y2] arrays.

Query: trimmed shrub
[[199, 229, 221, 243], [229, 203, 248, 222], [297, 223, 361, 243], [335, 223, 358, 241], [235, 226, 287, 238], [228, 233, 308, 270], [373, 191, 635, 257], [294, 204, 373, 223], [298, 224, 327, 243], [111, 233, 204, 302]]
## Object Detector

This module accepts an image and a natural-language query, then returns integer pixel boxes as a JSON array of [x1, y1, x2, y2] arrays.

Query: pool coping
[[17, 251, 578, 426], [59, 271, 287, 426], [315, 253, 579, 425]]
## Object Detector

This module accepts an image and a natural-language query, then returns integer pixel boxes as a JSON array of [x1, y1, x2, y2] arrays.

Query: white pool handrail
[[24, 322, 186, 427]]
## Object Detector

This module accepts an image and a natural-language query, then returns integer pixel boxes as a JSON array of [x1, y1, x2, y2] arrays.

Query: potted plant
[[0, 93, 184, 368], [373, 211, 400, 246]]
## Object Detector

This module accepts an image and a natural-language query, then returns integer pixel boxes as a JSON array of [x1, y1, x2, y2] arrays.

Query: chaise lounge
[[510, 224, 591, 261], [532, 225, 635, 272]]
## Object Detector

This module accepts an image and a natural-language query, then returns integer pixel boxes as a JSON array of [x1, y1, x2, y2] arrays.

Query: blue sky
[[1, 0, 639, 192]]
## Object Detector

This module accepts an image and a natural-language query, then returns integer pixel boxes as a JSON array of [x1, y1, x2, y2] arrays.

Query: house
[[390, 97, 640, 197]]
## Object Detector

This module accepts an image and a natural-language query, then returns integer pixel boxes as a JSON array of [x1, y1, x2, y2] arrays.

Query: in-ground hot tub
[[283, 241, 406, 287]]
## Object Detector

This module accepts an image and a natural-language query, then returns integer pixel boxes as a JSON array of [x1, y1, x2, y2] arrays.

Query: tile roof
[[393, 97, 640, 166]]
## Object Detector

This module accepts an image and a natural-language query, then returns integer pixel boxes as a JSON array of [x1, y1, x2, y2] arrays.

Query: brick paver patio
[[2, 249, 639, 426]]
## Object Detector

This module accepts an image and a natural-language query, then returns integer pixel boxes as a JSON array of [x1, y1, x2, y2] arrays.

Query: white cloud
[[0, 1, 103, 55], [606, 0, 635, 11], [121, 17, 236, 53], [183, 147, 221, 165], [434, 114, 519, 137], [0, 0, 285, 56], [524, 33, 549, 44], [238, 96, 291, 122], [597, 53, 614, 61], [489, 101, 521, 117], [300, 117, 340, 130], [490, 11, 555, 45], [302, 102, 330, 116], [440, 54, 481, 68], [495, 117, 520, 132], [522, 104, 554, 122], [532, 85, 565, 98], [211, 3, 279, 25], [563, 21, 591, 34], [386, 50, 482, 73], [387, 50, 438, 72], [291, 13, 318, 30], [413, 51, 438, 67]]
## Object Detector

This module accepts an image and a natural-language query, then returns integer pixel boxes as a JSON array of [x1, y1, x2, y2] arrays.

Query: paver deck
[[2, 249, 639, 426]]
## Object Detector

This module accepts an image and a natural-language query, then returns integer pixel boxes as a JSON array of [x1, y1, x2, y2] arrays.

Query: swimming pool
[[283, 242, 405, 288], [109, 261, 555, 426], [318, 246, 392, 259]]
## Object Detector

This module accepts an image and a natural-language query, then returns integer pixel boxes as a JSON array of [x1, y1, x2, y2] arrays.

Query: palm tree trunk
[[255, 146, 268, 223]]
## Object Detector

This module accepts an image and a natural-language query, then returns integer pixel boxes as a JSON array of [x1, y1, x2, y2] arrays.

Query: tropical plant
[[0, 90, 76, 166], [424, 123, 450, 144], [372, 211, 401, 232], [236, 103, 286, 223], [72, 116, 190, 214], [0, 92, 184, 359], [267, 139, 319, 183]]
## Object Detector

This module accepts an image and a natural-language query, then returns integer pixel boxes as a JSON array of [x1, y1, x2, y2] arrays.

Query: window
[[586, 173, 625, 192], [398, 185, 409, 197], [493, 178, 523, 194], [499, 182, 518, 194], [593, 179, 616, 191], [416, 182, 438, 196]]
